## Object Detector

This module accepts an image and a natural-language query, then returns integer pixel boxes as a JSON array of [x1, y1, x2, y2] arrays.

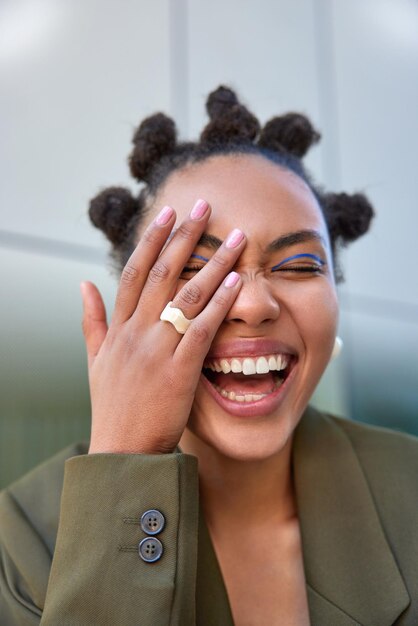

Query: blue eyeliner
[[271, 253, 326, 271], [190, 253, 209, 262]]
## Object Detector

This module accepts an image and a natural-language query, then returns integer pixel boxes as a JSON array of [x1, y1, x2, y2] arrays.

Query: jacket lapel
[[195, 503, 234, 625], [293, 406, 410, 626]]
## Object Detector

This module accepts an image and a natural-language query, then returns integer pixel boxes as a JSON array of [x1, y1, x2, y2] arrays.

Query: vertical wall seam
[[312, 0, 342, 190]]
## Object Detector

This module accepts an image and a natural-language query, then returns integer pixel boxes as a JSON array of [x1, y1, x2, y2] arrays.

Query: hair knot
[[129, 112, 177, 182], [200, 85, 260, 145], [258, 113, 320, 158], [323, 192, 375, 245], [89, 187, 138, 246]]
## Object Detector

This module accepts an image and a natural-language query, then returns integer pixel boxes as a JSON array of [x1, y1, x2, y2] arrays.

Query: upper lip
[[205, 338, 298, 360]]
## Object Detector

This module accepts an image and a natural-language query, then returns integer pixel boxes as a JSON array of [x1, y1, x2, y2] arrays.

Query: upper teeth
[[204, 354, 289, 375]]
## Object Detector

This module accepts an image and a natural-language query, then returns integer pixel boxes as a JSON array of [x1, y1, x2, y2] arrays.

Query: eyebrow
[[266, 229, 326, 253], [194, 229, 326, 253]]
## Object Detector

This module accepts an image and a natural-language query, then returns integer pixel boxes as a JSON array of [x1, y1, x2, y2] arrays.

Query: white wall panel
[[187, 0, 323, 177], [340, 305, 418, 434], [331, 0, 418, 306], [0, 0, 170, 246], [0, 247, 118, 487]]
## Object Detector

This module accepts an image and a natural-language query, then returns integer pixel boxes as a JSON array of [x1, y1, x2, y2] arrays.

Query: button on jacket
[[1, 406, 418, 625]]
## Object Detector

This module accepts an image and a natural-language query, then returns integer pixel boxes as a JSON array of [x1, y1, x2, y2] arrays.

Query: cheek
[[280, 281, 339, 347]]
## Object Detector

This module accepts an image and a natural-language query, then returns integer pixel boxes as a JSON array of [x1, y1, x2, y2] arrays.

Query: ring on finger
[[160, 301, 194, 335]]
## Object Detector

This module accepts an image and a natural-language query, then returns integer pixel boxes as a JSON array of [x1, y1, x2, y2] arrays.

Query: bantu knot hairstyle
[[89, 84, 374, 281], [129, 113, 177, 183], [200, 86, 260, 145], [258, 113, 321, 158], [89, 187, 139, 247], [323, 192, 375, 255]]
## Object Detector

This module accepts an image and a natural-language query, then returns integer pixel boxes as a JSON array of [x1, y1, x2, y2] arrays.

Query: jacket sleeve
[[0, 451, 199, 626]]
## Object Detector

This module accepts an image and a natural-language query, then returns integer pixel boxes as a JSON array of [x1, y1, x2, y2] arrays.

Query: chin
[[185, 392, 299, 463]]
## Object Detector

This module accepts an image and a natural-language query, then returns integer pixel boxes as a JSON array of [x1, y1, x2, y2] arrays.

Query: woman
[[1, 86, 417, 625]]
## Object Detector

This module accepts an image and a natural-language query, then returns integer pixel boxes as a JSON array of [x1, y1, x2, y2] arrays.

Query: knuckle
[[210, 253, 229, 270], [178, 283, 202, 306], [148, 260, 170, 284], [177, 223, 195, 242], [121, 264, 139, 284], [189, 321, 210, 345], [142, 228, 159, 246], [213, 292, 229, 308]]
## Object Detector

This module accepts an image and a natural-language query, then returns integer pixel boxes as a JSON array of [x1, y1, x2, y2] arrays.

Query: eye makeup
[[271, 253, 326, 271], [190, 253, 209, 262]]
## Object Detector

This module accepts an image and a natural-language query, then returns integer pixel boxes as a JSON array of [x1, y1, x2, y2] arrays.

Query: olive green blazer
[[1, 406, 418, 625]]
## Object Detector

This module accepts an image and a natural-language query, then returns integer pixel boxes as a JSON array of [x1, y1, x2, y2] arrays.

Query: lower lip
[[200, 365, 297, 418]]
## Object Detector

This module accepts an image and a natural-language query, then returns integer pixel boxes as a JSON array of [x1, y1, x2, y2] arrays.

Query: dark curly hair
[[89, 85, 374, 282]]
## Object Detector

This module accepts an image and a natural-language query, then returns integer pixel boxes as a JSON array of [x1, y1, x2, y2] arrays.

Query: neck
[[179, 429, 296, 534]]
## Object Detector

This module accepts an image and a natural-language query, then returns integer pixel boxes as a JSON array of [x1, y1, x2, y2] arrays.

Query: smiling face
[[141, 153, 339, 461]]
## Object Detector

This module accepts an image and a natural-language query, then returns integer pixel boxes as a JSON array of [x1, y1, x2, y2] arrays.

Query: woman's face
[[143, 154, 339, 461]]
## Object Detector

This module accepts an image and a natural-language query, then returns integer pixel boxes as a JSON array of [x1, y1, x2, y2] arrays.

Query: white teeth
[[268, 356, 277, 370], [255, 356, 269, 374], [212, 383, 282, 403], [243, 358, 256, 375], [206, 353, 290, 375], [231, 358, 242, 373], [220, 359, 231, 374]]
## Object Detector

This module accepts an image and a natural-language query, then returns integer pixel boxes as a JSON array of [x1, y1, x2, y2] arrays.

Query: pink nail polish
[[190, 199, 209, 220], [155, 205, 174, 226], [224, 271, 240, 288], [225, 228, 244, 249]]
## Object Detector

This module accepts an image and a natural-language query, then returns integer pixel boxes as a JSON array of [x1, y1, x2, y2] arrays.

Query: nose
[[225, 274, 280, 328]]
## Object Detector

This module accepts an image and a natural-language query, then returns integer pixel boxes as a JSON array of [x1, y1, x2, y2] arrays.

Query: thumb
[[80, 281, 108, 368]]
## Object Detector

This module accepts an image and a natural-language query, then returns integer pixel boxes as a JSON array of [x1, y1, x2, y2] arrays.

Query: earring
[[331, 336, 343, 360]]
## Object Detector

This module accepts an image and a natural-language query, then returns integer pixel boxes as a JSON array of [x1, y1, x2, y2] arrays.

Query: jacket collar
[[292, 406, 410, 625], [195, 406, 410, 625]]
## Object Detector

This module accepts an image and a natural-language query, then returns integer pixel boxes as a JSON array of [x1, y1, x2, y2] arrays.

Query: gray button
[[140, 509, 165, 535], [138, 537, 163, 563]]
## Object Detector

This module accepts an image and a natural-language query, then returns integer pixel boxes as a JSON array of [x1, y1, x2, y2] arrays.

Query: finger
[[80, 281, 108, 369], [170, 227, 246, 321], [174, 271, 242, 368], [137, 199, 212, 317], [111, 205, 176, 325]]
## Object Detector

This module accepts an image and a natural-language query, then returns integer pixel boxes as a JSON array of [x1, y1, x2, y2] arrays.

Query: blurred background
[[1, 0, 417, 488]]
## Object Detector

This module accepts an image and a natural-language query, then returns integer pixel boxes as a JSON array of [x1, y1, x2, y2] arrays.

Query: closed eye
[[271, 253, 326, 271], [181, 264, 205, 275], [273, 264, 324, 274], [180, 253, 209, 278]]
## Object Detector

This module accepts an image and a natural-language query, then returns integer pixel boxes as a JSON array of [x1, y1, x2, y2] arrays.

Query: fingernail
[[80, 281, 87, 296], [224, 271, 240, 288], [155, 205, 174, 226], [190, 199, 209, 220], [225, 228, 244, 249]]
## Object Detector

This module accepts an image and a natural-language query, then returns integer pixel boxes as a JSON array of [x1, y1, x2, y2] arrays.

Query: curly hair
[[89, 85, 374, 282]]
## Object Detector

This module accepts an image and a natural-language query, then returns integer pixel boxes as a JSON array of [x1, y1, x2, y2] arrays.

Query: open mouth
[[201, 353, 296, 404]]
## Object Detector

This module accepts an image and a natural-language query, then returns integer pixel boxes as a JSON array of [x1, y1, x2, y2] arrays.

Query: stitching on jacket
[[306, 583, 362, 625], [118, 545, 138, 552]]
